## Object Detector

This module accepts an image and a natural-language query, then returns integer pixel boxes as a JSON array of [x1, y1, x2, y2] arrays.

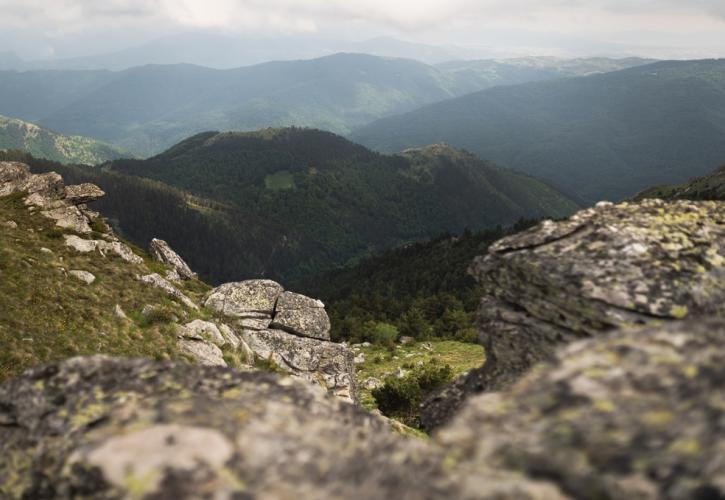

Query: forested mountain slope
[[352, 59, 725, 203], [635, 164, 725, 201], [106, 128, 577, 283], [0, 114, 127, 164]]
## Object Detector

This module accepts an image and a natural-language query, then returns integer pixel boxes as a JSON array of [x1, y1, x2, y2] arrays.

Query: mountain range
[[0, 114, 127, 164], [0, 53, 652, 157], [352, 59, 725, 202], [4, 128, 577, 285]]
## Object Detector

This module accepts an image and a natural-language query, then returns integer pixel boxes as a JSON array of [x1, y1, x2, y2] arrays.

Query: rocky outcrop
[[0, 356, 565, 500], [64, 183, 105, 204], [64, 234, 144, 264], [149, 238, 197, 281], [68, 269, 96, 285], [422, 199, 725, 430], [438, 317, 725, 500], [240, 329, 357, 403], [204, 279, 352, 402], [3, 317, 724, 499], [271, 291, 331, 340], [139, 273, 199, 310]]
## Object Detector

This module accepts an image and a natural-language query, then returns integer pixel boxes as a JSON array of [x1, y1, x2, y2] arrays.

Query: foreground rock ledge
[[422, 199, 725, 430], [0, 356, 561, 500]]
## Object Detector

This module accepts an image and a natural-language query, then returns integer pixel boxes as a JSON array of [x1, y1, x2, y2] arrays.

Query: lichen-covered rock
[[205, 279, 283, 317], [64, 183, 105, 205], [182, 319, 226, 347], [139, 273, 198, 310], [0, 356, 563, 500], [41, 205, 92, 233], [422, 199, 725, 430], [63, 234, 144, 265], [437, 318, 725, 500], [149, 238, 197, 280], [271, 291, 331, 340], [241, 329, 358, 404], [68, 270, 96, 285], [177, 339, 226, 366]]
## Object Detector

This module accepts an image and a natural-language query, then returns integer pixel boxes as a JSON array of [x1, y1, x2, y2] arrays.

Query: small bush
[[367, 322, 399, 349], [372, 361, 453, 427]]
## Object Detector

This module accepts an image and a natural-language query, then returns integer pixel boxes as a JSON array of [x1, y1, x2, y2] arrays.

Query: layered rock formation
[[2, 318, 724, 499], [205, 280, 356, 403], [422, 199, 725, 430], [149, 238, 197, 280]]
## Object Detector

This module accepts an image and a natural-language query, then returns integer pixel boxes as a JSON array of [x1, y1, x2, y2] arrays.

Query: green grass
[[0, 192, 210, 382], [355, 340, 484, 411], [264, 170, 295, 191]]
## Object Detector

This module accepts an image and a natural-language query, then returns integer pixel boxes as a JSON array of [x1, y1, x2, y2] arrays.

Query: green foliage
[[264, 170, 295, 190], [308, 220, 537, 344], [353, 59, 725, 203], [0, 114, 128, 165], [372, 360, 453, 427], [634, 164, 725, 201], [367, 322, 399, 349]]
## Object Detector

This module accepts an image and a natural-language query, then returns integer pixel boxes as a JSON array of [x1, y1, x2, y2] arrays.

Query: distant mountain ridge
[[635, 164, 725, 201], [0, 53, 653, 157], [104, 128, 578, 283], [0, 114, 127, 164], [352, 59, 725, 203]]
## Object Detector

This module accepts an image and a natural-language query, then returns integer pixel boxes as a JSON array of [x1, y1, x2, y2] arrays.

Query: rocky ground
[[1, 161, 725, 499]]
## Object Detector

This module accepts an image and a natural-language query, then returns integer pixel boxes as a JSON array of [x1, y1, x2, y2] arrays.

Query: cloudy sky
[[1, 0, 724, 60]]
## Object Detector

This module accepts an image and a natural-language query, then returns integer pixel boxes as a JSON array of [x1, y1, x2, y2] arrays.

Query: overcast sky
[[1, 0, 725, 60]]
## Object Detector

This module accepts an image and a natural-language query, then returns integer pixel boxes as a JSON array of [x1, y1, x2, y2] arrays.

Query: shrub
[[372, 361, 453, 427], [367, 322, 399, 349]]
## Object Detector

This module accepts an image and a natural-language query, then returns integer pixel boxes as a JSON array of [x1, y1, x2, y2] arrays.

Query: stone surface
[[41, 205, 92, 233], [63, 235, 144, 265], [4, 220, 17, 229], [271, 291, 331, 340], [177, 339, 226, 367], [69, 270, 96, 285], [183, 319, 226, 347], [139, 273, 198, 310], [437, 318, 725, 500], [149, 238, 197, 280], [241, 329, 358, 404], [64, 183, 105, 205], [422, 199, 725, 431], [204, 279, 283, 317], [0, 356, 565, 500]]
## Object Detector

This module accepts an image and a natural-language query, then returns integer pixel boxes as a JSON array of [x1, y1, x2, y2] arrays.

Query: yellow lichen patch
[[682, 365, 699, 378], [593, 399, 615, 413], [123, 469, 162, 500], [222, 388, 242, 399], [71, 402, 108, 430], [669, 305, 689, 319], [641, 410, 674, 427], [668, 439, 701, 456]]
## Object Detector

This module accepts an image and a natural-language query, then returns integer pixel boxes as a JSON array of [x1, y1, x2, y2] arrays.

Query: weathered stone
[[437, 318, 725, 500], [64, 183, 105, 204], [183, 319, 226, 347], [42, 205, 92, 233], [0, 161, 30, 194], [218, 323, 241, 349], [63, 235, 144, 264], [241, 329, 358, 404], [139, 273, 198, 310], [236, 316, 272, 331], [422, 199, 725, 430], [204, 279, 283, 317], [271, 291, 331, 340], [114, 304, 128, 320], [69, 270, 96, 285], [363, 377, 383, 390], [149, 238, 197, 280], [3, 220, 17, 229], [0, 356, 563, 500], [177, 339, 226, 367]]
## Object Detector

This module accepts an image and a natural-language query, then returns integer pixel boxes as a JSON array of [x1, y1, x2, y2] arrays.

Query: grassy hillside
[[0, 115, 127, 165], [0, 189, 212, 382], [352, 59, 725, 203], [0, 54, 652, 157], [105, 128, 577, 283], [634, 164, 725, 201]]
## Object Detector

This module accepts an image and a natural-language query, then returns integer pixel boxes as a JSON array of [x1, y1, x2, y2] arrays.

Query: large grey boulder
[[0, 356, 564, 500], [437, 318, 725, 500], [271, 291, 331, 340], [422, 199, 725, 430], [149, 238, 197, 280], [64, 183, 105, 205], [241, 329, 358, 404], [205, 279, 283, 317]]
